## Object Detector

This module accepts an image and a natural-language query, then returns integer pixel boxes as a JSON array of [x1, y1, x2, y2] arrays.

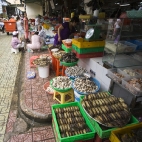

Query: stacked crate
[[72, 38, 105, 58], [62, 40, 72, 53]]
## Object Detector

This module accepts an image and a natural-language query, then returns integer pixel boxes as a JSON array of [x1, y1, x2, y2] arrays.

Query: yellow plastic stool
[[53, 89, 74, 104]]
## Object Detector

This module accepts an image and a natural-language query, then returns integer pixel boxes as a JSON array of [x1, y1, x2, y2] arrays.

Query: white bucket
[[38, 65, 49, 78]]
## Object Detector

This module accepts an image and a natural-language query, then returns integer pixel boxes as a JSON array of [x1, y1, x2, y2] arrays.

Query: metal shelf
[[107, 74, 142, 109]]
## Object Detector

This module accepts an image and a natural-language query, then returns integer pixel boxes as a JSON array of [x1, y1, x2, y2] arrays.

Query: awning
[[0, 0, 8, 14], [0, 0, 8, 6]]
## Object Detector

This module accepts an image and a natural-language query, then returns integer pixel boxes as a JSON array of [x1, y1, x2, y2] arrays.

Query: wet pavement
[[0, 33, 56, 142]]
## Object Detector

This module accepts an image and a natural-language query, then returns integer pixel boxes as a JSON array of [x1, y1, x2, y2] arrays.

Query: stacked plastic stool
[[48, 48, 64, 76], [53, 89, 74, 104], [55, 59, 63, 76]]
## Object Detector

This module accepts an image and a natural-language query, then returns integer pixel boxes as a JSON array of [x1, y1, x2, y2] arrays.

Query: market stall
[[28, 11, 142, 142]]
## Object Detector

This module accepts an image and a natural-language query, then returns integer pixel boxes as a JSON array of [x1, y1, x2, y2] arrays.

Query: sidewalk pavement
[[0, 34, 56, 142]]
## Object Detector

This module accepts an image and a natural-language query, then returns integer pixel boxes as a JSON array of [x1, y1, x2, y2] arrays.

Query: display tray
[[107, 68, 128, 84], [106, 74, 142, 99], [81, 92, 131, 128], [72, 77, 100, 95], [119, 67, 141, 77], [122, 76, 142, 96], [50, 79, 72, 93], [82, 104, 131, 128]]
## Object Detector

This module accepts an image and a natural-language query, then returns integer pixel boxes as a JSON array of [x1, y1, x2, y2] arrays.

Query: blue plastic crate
[[119, 41, 137, 52], [127, 40, 142, 51]]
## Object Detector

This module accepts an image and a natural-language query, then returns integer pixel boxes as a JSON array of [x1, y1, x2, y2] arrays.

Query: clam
[[55, 106, 91, 137], [52, 76, 71, 89], [73, 77, 97, 93]]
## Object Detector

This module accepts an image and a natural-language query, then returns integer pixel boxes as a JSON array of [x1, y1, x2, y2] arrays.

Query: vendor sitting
[[26, 30, 42, 52], [54, 16, 79, 45], [11, 31, 24, 50], [38, 25, 46, 42]]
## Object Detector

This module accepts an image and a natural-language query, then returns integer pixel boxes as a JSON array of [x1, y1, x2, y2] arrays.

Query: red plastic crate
[[73, 50, 103, 58]]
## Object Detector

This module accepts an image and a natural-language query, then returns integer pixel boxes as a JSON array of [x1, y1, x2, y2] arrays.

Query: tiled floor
[[7, 125, 55, 142], [20, 51, 57, 122], [0, 34, 56, 142]]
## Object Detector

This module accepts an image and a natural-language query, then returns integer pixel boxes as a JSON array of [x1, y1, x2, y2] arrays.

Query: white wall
[[17, 7, 24, 12], [26, 3, 43, 19]]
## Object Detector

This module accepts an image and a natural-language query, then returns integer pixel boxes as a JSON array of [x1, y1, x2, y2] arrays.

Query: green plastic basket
[[72, 44, 104, 54], [52, 102, 96, 142], [60, 60, 78, 67], [79, 92, 139, 138], [50, 80, 72, 92], [62, 44, 72, 53], [90, 115, 139, 139]]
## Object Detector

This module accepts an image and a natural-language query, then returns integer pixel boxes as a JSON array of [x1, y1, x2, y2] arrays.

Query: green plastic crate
[[62, 44, 72, 53], [52, 102, 96, 142], [79, 92, 139, 138], [72, 44, 104, 54], [52, 119, 60, 142], [60, 60, 78, 67], [91, 115, 139, 139]]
